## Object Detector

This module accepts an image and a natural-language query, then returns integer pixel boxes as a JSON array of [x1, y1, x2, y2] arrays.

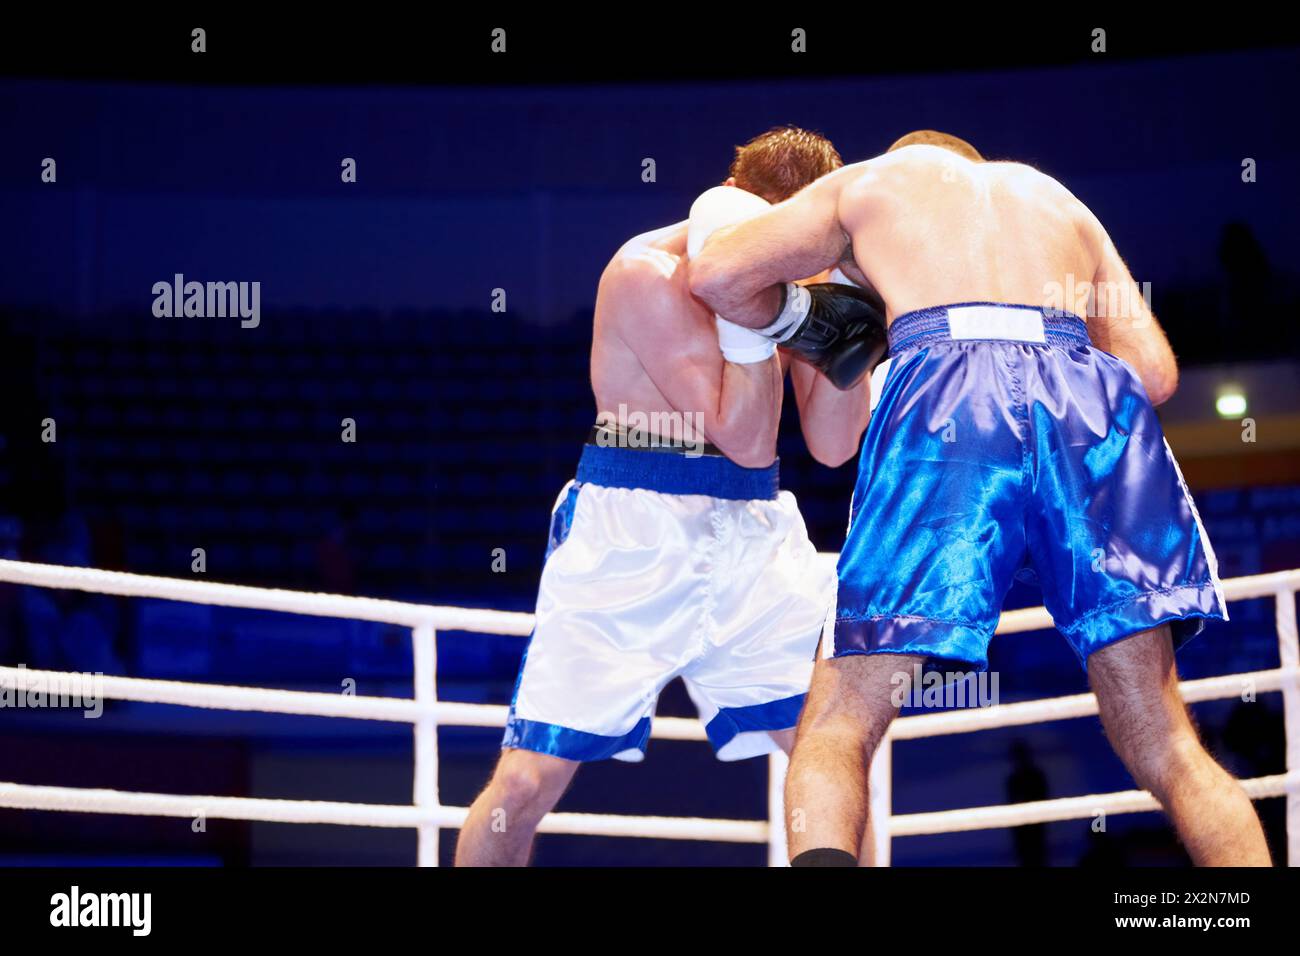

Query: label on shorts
[[947, 306, 1046, 343]]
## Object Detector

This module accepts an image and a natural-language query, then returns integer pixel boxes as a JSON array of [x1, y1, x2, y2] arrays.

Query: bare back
[[689, 144, 1179, 406], [838, 145, 1100, 324], [591, 222, 721, 422], [590, 222, 785, 466]]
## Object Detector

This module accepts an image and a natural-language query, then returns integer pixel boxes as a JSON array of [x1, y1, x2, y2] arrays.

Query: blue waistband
[[888, 302, 1091, 354], [575, 443, 780, 501]]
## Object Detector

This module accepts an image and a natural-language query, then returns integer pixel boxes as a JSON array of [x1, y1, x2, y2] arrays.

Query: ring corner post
[[870, 735, 893, 867], [413, 622, 440, 867], [1275, 587, 1300, 866], [767, 749, 789, 867]]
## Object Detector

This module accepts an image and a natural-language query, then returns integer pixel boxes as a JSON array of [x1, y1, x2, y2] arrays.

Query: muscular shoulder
[[855, 145, 973, 187], [596, 221, 708, 346], [987, 161, 1079, 203], [836, 147, 969, 217], [601, 222, 688, 297], [858, 147, 1076, 207], [988, 162, 1103, 244]]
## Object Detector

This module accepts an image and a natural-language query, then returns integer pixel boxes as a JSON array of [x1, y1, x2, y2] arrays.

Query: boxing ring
[[0, 557, 1296, 866]]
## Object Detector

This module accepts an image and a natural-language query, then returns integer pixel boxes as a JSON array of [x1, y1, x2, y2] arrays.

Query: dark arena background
[[1, 17, 1299, 874]]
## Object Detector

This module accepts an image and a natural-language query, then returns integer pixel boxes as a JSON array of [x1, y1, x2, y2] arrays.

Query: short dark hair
[[887, 130, 984, 162], [730, 126, 843, 203]]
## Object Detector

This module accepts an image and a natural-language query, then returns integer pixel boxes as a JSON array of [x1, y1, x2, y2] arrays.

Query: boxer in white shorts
[[455, 127, 875, 866]]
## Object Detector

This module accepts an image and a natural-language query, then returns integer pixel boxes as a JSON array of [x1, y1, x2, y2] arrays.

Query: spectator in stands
[[316, 504, 359, 594]]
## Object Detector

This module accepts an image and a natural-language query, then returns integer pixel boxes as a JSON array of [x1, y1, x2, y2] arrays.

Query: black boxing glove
[[758, 282, 888, 390]]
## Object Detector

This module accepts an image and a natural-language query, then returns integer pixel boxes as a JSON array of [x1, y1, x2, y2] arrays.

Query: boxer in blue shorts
[[689, 130, 1270, 866]]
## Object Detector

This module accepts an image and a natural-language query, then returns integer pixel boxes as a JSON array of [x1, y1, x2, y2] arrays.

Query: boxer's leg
[[1088, 627, 1270, 866], [1020, 316, 1264, 864], [784, 653, 915, 863], [768, 725, 878, 866], [455, 748, 579, 867]]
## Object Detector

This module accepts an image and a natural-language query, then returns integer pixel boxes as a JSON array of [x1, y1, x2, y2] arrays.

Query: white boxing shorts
[[502, 438, 831, 762]]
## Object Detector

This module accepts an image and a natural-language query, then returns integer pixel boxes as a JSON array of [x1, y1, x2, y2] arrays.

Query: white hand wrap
[[758, 283, 811, 343], [687, 186, 777, 364], [714, 317, 777, 364]]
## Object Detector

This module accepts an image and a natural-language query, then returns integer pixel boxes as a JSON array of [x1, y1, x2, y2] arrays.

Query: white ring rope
[[1, 558, 1297, 857], [0, 558, 535, 634], [891, 666, 1300, 739], [0, 665, 711, 739], [2, 663, 1292, 740], [2, 558, 1295, 634], [0, 783, 765, 842], [891, 772, 1300, 837]]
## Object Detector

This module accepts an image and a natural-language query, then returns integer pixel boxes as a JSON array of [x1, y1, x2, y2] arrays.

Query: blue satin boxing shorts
[[828, 302, 1227, 672]]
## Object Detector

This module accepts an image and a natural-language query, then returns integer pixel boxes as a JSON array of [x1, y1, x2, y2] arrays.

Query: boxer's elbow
[[687, 254, 731, 312], [710, 418, 777, 469], [800, 426, 863, 470], [728, 445, 777, 469], [714, 428, 776, 469], [807, 434, 860, 469], [1142, 345, 1180, 406], [1145, 364, 1179, 406]]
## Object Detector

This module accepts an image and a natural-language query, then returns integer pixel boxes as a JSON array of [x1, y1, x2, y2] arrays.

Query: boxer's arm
[[597, 252, 782, 468], [788, 354, 871, 467], [1085, 214, 1179, 405], [688, 168, 857, 327]]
